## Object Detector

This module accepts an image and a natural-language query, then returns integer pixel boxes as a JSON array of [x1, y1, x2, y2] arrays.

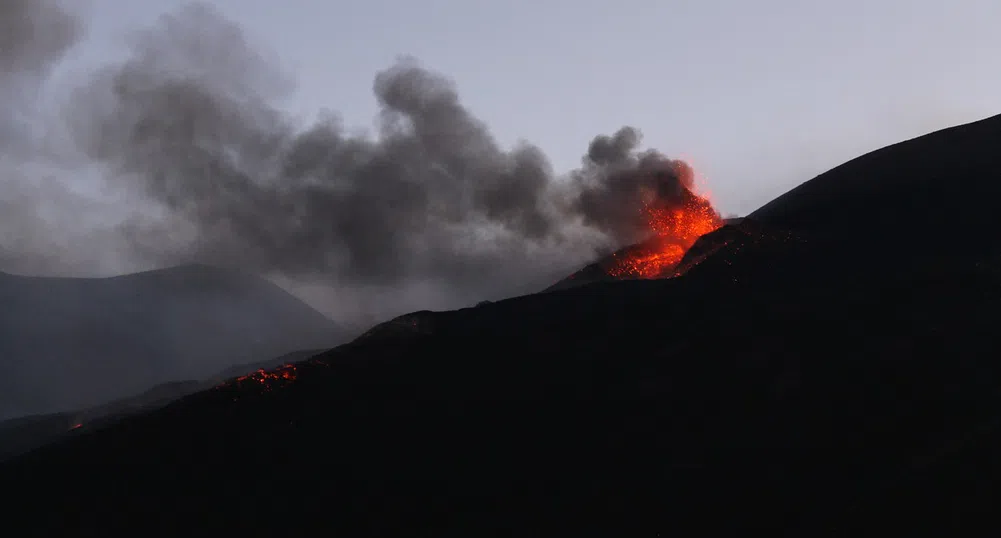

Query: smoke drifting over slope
[[2, 1, 712, 324]]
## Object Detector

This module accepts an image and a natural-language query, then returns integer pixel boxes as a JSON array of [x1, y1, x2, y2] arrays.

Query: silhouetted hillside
[[0, 348, 326, 461], [0, 264, 347, 418], [5, 115, 1001, 536]]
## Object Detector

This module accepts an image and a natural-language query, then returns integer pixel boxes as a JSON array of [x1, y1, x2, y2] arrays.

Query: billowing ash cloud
[[0, 0, 80, 150], [573, 129, 703, 243], [0, 0, 87, 272], [0, 0, 78, 67], [5, 2, 712, 324]]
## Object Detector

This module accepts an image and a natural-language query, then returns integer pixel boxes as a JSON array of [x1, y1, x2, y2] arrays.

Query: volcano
[[545, 180, 731, 292], [5, 114, 1001, 536]]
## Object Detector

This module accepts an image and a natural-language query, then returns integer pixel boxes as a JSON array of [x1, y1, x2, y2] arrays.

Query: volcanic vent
[[548, 161, 724, 291]]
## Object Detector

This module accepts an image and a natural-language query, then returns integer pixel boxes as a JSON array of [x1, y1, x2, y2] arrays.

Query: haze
[[4, 0, 1000, 328]]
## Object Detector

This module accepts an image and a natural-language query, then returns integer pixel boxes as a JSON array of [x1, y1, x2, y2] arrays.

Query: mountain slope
[[5, 114, 1001, 536], [750, 113, 1001, 235], [0, 264, 347, 418], [0, 348, 327, 461]]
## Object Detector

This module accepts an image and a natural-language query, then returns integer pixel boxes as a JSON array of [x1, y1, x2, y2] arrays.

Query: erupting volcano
[[544, 160, 726, 293], [607, 163, 724, 279]]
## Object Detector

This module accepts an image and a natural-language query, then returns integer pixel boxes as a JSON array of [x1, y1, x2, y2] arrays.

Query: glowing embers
[[608, 240, 688, 279], [232, 363, 298, 392], [607, 194, 724, 279]]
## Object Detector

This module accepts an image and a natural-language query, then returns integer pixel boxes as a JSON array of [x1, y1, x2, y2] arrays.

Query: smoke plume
[[0, 0, 87, 272], [3, 2, 712, 326]]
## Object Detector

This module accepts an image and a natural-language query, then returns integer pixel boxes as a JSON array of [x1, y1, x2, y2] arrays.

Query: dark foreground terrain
[[4, 114, 1001, 536]]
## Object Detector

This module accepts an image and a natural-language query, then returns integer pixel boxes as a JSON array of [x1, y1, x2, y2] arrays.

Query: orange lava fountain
[[607, 164, 723, 278]]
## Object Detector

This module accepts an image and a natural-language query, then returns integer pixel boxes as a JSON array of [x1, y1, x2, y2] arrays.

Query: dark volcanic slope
[[0, 348, 326, 461], [5, 115, 1001, 536], [750, 112, 1001, 236], [0, 264, 346, 418]]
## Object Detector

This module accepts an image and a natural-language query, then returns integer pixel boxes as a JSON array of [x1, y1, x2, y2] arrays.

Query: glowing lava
[[233, 364, 298, 392], [607, 172, 724, 279]]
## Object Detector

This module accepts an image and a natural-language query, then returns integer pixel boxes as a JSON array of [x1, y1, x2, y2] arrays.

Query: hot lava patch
[[607, 184, 724, 279], [544, 163, 731, 293], [227, 364, 298, 393]]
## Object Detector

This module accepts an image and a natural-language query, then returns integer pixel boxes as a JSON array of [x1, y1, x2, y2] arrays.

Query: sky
[[71, 0, 1001, 216], [5, 0, 1001, 326]]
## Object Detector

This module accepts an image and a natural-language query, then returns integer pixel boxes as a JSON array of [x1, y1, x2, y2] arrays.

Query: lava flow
[[607, 170, 724, 279], [233, 364, 298, 392]]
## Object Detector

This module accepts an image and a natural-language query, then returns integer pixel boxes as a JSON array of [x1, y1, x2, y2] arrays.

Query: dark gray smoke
[[0, 0, 80, 108], [6, 2, 711, 324], [0, 0, 87, 272], [0, 0, 79, 71], [0, 0, 79, 154]]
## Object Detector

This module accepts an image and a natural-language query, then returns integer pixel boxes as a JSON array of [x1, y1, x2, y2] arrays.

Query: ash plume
[[5, 2, 713, 324], [0, 0, 79, 154], [0, 0, 87, 272], [0, 0, 80, 104]]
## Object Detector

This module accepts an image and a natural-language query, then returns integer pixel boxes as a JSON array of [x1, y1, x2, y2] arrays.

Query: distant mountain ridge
[[0, 264, 347, 419]]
